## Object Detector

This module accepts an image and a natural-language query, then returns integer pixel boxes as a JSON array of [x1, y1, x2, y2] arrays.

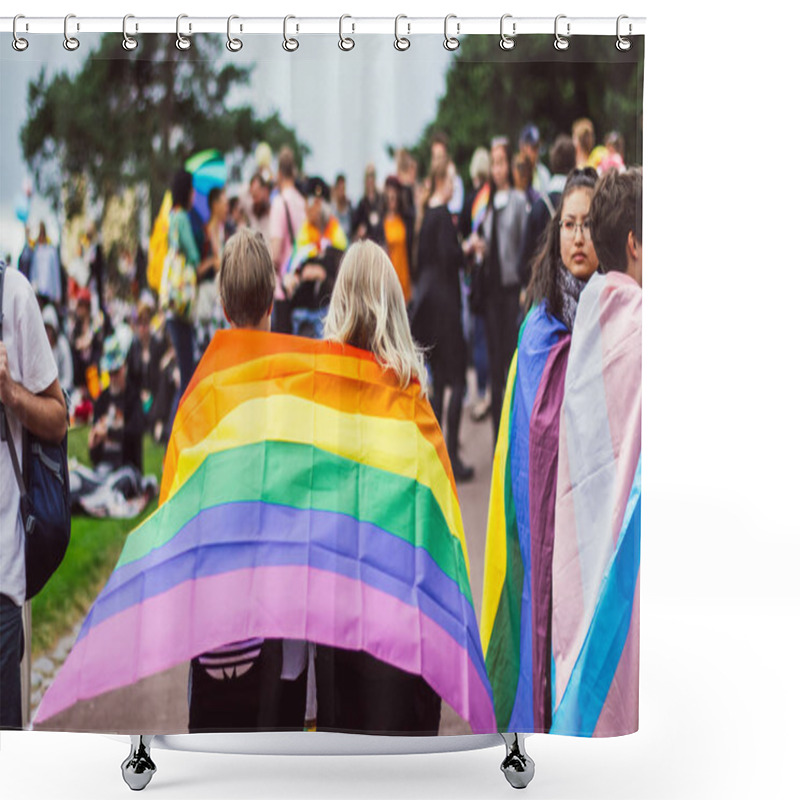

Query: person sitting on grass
[[89, 334, 145, 473]]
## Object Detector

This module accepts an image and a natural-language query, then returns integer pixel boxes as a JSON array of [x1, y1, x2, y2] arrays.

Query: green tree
[[21, 33, 309, 226], [413, 35, 644, 179]]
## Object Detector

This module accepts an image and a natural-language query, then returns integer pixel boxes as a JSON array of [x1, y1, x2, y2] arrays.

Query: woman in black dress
[[410, 161, 473, 482]]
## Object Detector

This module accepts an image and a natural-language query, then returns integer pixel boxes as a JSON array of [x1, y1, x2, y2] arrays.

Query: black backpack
[[0, 263, 71, 600]]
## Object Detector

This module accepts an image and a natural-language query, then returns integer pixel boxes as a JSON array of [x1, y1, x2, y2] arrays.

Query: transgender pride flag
[[550, 271, 642, 737], [35, 332, 495, 734]]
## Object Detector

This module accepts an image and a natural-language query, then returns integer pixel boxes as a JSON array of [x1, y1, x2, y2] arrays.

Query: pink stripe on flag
[[551, 428, 582, 711], [593, 574, 640, 737], [599, 273, 642, 554], [35, 566, 495, 733]]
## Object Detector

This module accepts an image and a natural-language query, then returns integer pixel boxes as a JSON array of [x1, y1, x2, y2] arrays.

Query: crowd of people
[[1, 113, 640, 732]]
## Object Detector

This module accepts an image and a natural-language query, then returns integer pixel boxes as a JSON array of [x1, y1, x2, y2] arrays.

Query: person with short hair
[[188, 227, 311, 733], [519, 123, 552, 195], [548, 166, 642, 736], [0, 264, 67, 729], [589, 167, 642, 285]]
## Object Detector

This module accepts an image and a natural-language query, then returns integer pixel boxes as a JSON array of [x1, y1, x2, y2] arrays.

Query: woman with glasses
[[481, 167, 600, 733]]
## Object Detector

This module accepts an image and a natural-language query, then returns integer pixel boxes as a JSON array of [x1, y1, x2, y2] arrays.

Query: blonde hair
[[469, 147, 490, 184], [324, 241, 428, 395], [219, 228, 275, 328]]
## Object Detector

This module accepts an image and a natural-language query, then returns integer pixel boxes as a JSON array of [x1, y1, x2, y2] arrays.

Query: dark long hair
[[488, 137, 514, 203], [171, 169, 194, 210], [525, 167, 599, 320]]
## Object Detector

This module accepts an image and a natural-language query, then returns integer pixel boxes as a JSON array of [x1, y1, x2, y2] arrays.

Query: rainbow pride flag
[[35, 332, 495, 733], [480, 305, 571, 732], [471, 183, 490, 233], [550, 272, 641, 737]]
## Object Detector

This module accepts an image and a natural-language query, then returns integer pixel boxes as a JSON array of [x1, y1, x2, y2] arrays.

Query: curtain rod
[[0, 15, 646, 38]]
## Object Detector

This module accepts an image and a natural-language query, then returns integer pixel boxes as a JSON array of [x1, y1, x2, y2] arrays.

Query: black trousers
[[430, 357, 466, 464], [0, 595, 23, 730], [188, 639, 307, 733], [315, 646, 441, 735], [485, 287, 521, 442]]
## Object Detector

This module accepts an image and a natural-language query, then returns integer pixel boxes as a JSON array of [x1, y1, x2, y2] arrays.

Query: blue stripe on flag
[[508, 307, 567, 731], [550, 456, 641, 735]]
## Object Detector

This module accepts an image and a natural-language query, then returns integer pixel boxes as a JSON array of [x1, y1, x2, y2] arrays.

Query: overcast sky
[[0, 33, 452, 262]]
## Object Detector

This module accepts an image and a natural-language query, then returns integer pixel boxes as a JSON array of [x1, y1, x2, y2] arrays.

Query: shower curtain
[[0, 23, 644, 739]]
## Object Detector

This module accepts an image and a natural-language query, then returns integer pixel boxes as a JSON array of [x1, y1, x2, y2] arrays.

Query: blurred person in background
[[89, 334, 145, 473], [194, 185, 228, 353], [331, 174, 353, 240], [430, 130, 464, 220], [410, 160, 473, 482], [352, 163, 385, 246], [518, 134, 577, 288], [382, 176, 413, 305], [29, 222, 63, 307], [269, 147, 307, 334], [519, 124, 552, 195], [285, 177, 347, 339], [572, 118, 595, 169], [467, 136, 528, 441], [42, 304, 73, 394]]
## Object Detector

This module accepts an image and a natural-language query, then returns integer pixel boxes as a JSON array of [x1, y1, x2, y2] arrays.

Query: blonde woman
[[324, 239, 428, 394], [317, 240, 442, 734]]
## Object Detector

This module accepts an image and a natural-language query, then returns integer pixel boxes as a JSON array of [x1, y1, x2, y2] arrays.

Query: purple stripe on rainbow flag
[[35, 565, 496, 732], [73, 501, 488, 694]]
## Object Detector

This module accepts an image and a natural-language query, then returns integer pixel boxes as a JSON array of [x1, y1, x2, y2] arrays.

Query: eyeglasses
[[559, 219, 592, 238]]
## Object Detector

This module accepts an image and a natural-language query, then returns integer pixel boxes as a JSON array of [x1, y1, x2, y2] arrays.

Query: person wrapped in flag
[[480, 168, 602, 733], [283, 176, 348, 339], [550, 167, 642, 737], [34, 231, 495, 735], [314, 240, 446, 733]]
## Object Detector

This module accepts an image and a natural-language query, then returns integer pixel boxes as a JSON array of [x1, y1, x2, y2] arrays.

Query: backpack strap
[[0, 262, 7, 444], [0, 263, 25, 496], [540, 191, 557, 220]]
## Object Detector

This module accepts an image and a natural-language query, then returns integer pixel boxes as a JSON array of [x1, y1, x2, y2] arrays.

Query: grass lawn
[[29, 426, 165, 658]]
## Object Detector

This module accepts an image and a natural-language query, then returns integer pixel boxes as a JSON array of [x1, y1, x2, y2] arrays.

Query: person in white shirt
[[0, 264, 67, 729]]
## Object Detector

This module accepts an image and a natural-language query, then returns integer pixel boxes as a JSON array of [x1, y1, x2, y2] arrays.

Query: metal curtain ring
[[616, 15, 632, 51], [554, 14, 570, 51], [499, 14, 515, 51], [339, 15, 355, 51], [283, 15, 299, 52], [176, 14, 191, 51], [227, 15, 243, 52], [122, 15, 138, 51], [444, 14, 460, 51], [64, 14, 80, 51], [394, 15, 410, 51], [12, 15, 29, 51]]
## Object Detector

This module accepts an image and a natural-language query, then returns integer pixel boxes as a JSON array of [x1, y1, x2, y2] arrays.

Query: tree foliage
[[413, 35, 644, 179], [20, 33, 308, 225]]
